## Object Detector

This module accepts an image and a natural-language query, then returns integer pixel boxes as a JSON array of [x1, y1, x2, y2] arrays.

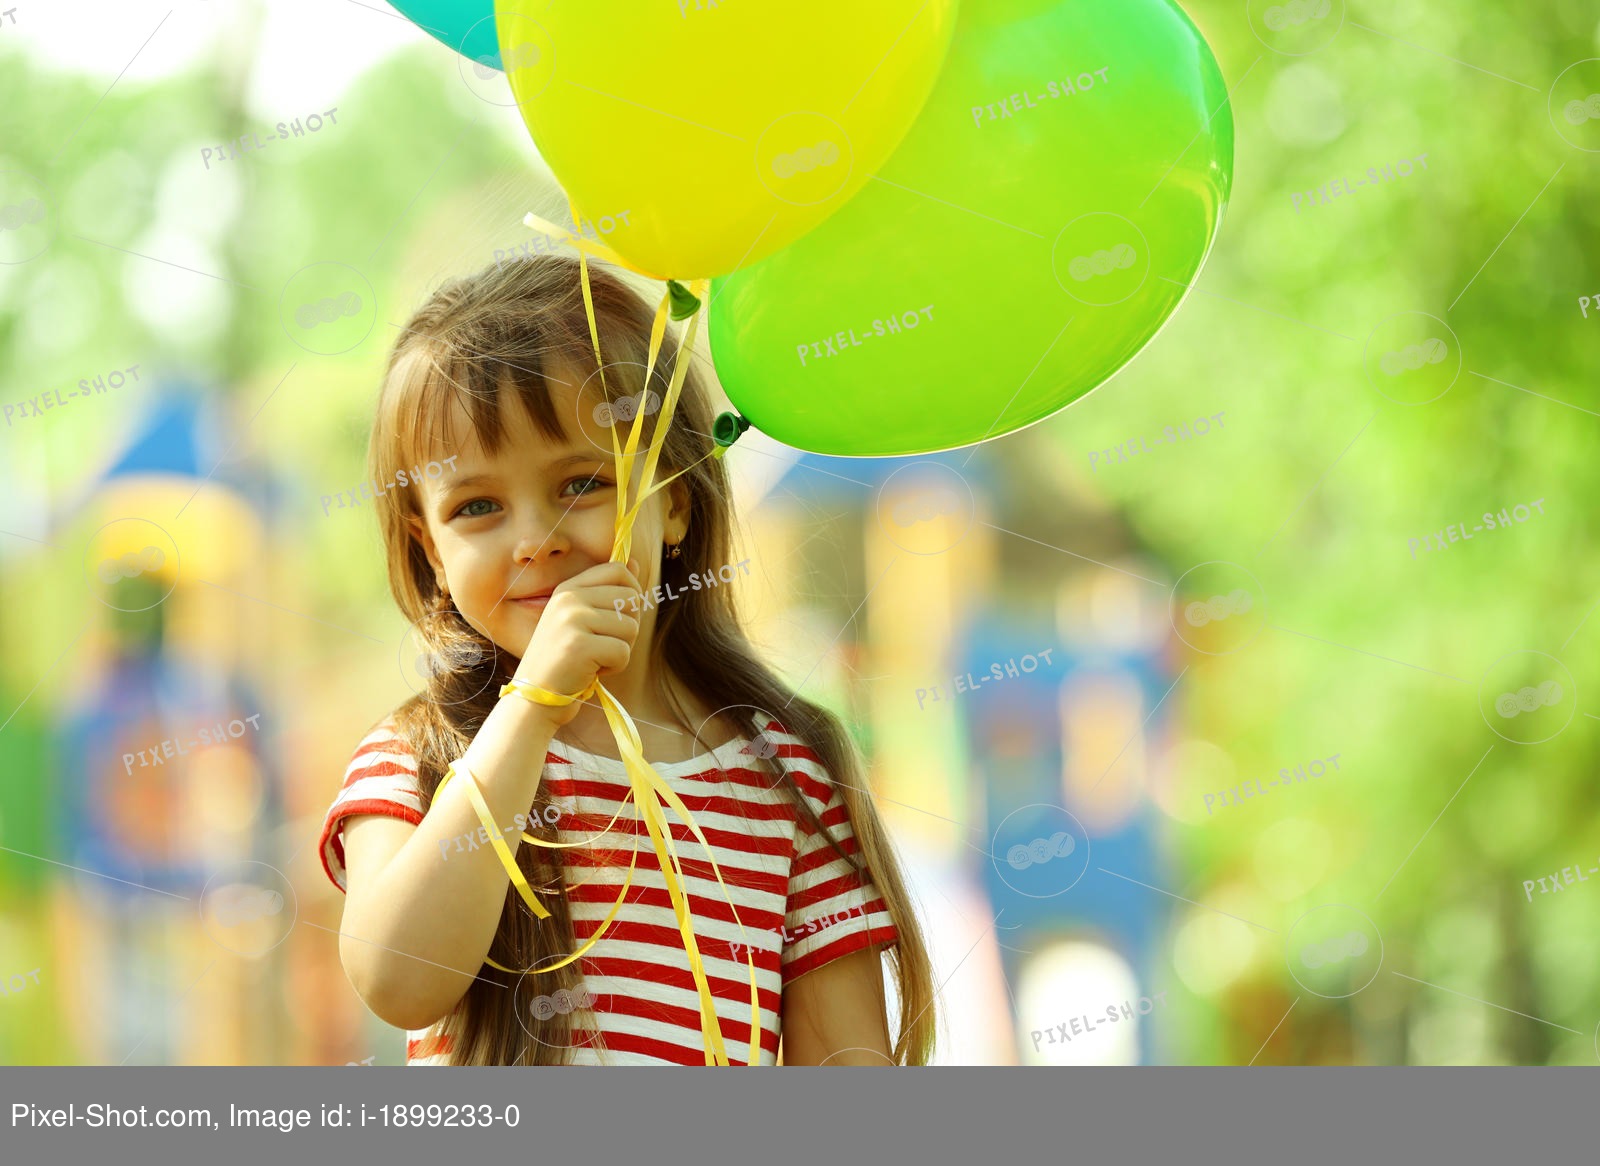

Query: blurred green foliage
[[1022, 0, 1600, 1064]]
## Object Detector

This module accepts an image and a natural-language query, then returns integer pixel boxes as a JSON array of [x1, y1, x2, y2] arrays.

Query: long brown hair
[[365, 252, 936, 1064]]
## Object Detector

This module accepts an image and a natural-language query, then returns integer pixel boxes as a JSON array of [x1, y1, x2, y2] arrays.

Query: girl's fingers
[[573, 582, 648, 612], [592, 607, 640, 639], [592, 636, 633, 674], [572, 602, 639, 637], [552, 560, 643, 597]]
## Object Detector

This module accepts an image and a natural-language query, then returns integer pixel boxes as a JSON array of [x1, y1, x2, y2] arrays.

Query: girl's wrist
[[496, 681, 571, 731]]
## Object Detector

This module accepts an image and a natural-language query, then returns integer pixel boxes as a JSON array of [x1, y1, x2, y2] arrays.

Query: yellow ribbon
[[521, 210, 631, 270], [435, 213, 762, 1065]]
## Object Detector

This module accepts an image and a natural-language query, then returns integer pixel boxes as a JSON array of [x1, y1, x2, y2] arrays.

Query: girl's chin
[[484, 628, 527, 660], [455, 617, 526, 664]]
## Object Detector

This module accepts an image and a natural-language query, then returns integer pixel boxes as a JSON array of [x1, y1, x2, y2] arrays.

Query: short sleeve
[[779, 752, 899, 986], [317, 717, 425, 895]]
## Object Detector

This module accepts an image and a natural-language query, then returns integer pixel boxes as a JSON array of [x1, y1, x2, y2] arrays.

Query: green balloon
[[708, 0, 1234, 457]]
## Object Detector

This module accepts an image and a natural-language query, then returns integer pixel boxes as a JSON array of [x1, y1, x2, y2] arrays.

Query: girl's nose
[[512, 506, 571, 563]]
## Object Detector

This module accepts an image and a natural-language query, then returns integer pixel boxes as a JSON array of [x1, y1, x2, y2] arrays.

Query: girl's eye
[[564, 475, 611, 498], [454, 498, 498, 519]]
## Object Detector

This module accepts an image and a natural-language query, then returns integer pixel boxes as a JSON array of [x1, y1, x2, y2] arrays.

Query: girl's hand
[[510, 558, 645, 728]]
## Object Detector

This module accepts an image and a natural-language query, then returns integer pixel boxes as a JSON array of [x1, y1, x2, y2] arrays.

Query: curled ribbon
[[437, 209, 761, 1066]]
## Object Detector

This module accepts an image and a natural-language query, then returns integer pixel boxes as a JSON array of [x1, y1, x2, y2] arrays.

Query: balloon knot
[[712, 411, 751, 452], [667, 279, 701, 320]]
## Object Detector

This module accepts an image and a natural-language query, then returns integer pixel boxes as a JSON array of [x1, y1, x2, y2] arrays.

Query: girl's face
[[406, 374, 689, 663]]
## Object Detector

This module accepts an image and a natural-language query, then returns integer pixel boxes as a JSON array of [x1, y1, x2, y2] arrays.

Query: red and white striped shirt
[[318, 714, 898, 1065]]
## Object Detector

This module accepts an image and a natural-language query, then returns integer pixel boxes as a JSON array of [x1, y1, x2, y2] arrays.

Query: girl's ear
[[664, 477, 692, 543], [406, 514, 443, 574]]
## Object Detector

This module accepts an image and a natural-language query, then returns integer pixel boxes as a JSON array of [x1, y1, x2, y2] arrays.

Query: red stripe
[[584, 954, 783, 1015], [590, 988, 778, 1052], [801, 800, 854, 832], [564, 847, 788, 896], [340, 758, 416, 790], [407, 1032, 453, 1060], [777, 756, 831, 794], [566, 877, 788, 928], [558, 765, 803, 806], [554, 814, 795, 866], [783, 924, 899, 985], [346, 732, 410, 765], [571, 927, 775, 972], [561, 777, 799, 824], [787, 872, 873, 918], [771, 741, 823, 764], [791, 837, 863, 884], [325, 797, 424, 829], [585, 1027, 771, 1065], [318, 798, 425, 891]]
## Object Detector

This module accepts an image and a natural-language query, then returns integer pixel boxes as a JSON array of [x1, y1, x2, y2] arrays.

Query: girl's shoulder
[[345, 712, 421, 783], [319, 713, 425, 894], [750, 716, 850, 814]]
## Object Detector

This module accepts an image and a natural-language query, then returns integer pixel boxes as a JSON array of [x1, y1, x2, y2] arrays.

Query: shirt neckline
[[549, 733, 759, 778]]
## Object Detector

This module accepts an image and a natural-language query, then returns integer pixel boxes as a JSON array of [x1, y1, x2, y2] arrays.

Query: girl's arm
[[337, 695, 563, 1031], [779, 946, 895, 1065], [337, 559, 643, 1031]]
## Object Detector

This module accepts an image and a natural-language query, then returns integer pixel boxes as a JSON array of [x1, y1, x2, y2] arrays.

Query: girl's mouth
[[511, 596, 550, 610]]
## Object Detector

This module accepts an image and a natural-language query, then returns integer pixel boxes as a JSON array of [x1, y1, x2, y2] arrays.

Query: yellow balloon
[[494, 0, 959, 282]]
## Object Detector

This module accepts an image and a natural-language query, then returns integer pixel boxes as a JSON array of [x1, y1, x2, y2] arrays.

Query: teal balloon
[[708, 0, 1234, 457], [391, 1, 501, 71]]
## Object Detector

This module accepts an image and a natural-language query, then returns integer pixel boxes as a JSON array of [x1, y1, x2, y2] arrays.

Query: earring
[[665, 541, 682, 560]]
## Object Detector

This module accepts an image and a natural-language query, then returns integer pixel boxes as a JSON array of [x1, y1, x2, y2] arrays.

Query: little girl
[[316, 253, 935, 1065]]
